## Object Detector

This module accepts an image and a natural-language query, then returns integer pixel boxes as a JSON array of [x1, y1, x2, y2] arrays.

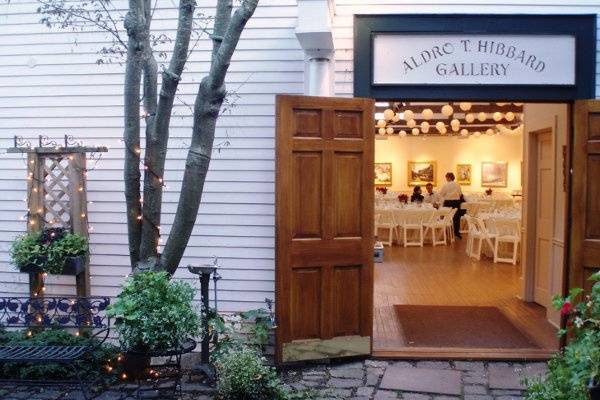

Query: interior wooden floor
[[373, 237, 559, 360]]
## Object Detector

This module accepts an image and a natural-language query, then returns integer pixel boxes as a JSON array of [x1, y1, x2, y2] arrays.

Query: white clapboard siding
[[0, 0, 301, 312], [332, 0, 600, 99]]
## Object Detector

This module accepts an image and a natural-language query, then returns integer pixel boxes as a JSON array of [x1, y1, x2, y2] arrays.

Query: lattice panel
[[42, 156, 72, 228]]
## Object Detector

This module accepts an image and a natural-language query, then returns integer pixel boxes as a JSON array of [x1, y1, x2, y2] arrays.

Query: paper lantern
[[435, 121, 445, 132], [450, 119, 460, 132], [378, 127, 386, 135], [411, 128, 420, 136], [441, 104, 454, 117], [477, 112, 486, 122], [404, 110, 414, 120], [385, 126, 394, 135], [383, 108, 395, 121], [465, 113, 475, 123], [459, 102, 472, 111], [505, 111, 515, 122], [493, 112, 503, 122], [399, 130, 407, 137], [460, 128, 469, 136], [420, 121, 430, 133], [392, 113, 401, 123], [486, 128, 495, 136], [496, 103, 507, 106], [377, 119, 386, 128], [422, 108, 434, 120], [407, 119, 416, 128], [439, 126, 447, 135], [513, 103, 524, 106], [473, 131, 481, 138]]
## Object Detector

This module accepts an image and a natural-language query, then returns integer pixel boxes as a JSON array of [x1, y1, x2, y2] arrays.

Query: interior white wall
[[374, 134, 523, 194], [522, 103, 568, 327]]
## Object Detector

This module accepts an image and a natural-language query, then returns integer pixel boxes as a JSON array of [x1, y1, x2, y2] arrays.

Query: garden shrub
[[0, 329, 120, 381]]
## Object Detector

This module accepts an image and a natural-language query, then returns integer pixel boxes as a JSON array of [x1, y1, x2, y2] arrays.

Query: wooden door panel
[[334, 152, 363, 237], [292, 152, 322, 239], [570, 101, 600, 295], [276, 94, 374, 363]]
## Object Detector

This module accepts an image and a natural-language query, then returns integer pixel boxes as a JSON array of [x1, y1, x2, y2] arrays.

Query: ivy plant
[[107, 271, 200, 352], [9, 229, 88, 274]]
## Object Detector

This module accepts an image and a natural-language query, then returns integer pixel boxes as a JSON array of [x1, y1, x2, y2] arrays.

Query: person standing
[[439, 172, 463, 238]]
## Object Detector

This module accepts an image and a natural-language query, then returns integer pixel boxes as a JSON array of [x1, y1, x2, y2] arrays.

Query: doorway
[[372, 101, 566, 359]]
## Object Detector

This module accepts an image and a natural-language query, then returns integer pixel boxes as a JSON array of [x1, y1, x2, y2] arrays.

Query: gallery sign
[[372, 34, 576, 86]]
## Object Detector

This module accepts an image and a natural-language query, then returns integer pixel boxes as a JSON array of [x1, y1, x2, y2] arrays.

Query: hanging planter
[[10, 227, 88, 275]]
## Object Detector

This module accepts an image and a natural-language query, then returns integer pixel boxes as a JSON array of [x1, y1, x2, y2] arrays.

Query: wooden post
[[27, 153, 45, 299], [69, 153, 91, 298]]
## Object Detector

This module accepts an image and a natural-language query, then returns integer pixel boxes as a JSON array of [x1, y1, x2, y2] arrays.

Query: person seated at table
[[411, 185, 424, 203], [440, 172, 463, 238], [424, 182, 441, 206]]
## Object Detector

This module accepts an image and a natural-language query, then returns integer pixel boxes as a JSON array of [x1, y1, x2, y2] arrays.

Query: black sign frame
[[354, 14, 596, 101]]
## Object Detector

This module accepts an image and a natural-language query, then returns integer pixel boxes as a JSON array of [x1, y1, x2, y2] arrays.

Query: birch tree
[[33, 0, 259, 274]]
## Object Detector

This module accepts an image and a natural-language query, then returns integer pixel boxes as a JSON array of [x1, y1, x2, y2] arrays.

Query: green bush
[[214, 346, 288, 400], [524, 272, 600, 399], [0, 329, 120, 381], [107, 271, 200, 351], [9, 229, 88, 274]]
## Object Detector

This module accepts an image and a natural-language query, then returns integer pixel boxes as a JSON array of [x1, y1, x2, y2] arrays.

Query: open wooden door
[[275, 95, 374, 363], [569, 101, 600, 293]]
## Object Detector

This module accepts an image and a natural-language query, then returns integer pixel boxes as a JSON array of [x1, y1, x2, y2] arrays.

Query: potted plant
[[107, 271, 200, 379], [524, 272, 600, 400], [10, 228, 88, 275]]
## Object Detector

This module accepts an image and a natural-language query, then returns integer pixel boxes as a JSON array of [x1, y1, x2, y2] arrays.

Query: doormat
[[394, 305, 540, 349]]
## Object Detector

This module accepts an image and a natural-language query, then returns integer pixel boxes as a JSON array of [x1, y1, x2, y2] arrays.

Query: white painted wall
[[375, 134, 523, 194], [522, 103, 568, 327], [0, 0, 303, 312]]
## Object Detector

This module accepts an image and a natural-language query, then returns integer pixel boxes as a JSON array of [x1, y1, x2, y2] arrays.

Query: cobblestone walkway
[[0, 359, 547, 399]]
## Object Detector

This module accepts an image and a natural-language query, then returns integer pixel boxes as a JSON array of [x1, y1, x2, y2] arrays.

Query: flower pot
[[122, 350, 152, 381], [589, 379, 600, 400], [19, 256, 86, 275]]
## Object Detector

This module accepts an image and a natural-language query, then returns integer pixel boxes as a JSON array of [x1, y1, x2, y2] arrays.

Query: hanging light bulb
[[450, 119, 460, 132], [460, 128, 469, 137], [465, 113, 475, 123], [420, 121, 430, 133], [422, 108, 434, 120], [407, 119, 416, 128], [477, 112, 487, 122], [378, 127, 386, 135], [435, 121, 445, 132], [385, 126, 394, 135], [411, 128, 420, 136], [493, 112, 503, 122], [399, 130, 407, 137], [392, 113, 401, 123], [441, 104, 454, 117], [459, 102, 472, 111], [377, 119, 386, 128], [505, 111, 515, 122], [383, 109, 395, 121], [403, 110, 414, 120]]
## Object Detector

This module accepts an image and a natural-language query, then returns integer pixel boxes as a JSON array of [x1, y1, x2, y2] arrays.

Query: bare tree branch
[[160, 0, 259, 273]]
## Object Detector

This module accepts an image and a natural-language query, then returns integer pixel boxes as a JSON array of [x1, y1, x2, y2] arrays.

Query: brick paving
[[0, 359, 547, 399]]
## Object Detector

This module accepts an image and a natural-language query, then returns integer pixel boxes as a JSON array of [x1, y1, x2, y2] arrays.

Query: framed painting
[[456, 164, 472, 185], [481, 161, 508, 187], [407, 161, 436, 186], [374, 162, 392, 186]]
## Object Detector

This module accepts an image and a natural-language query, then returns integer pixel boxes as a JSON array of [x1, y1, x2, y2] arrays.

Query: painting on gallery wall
[[408, 161, 436, 186], [456, 164, 472, 185], [374, 162, 392, 186], [481, 161, 508, 187]]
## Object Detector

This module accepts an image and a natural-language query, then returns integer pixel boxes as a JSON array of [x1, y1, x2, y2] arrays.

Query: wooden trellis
[[8, 138, 107, 298]]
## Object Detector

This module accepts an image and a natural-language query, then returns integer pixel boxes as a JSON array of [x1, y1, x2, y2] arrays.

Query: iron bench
[[0, 296, 111, 399]]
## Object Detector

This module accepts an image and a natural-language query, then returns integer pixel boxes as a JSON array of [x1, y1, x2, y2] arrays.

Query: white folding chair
[[423, 209, 447, 246], [374, 213, 381, 237], [493, 219, 521, 265], [460, 203, 478, 234], [399, 210, 431, 247], [444, 208, 457, 243], [469, 217, 498, 260], [375, 209, 398, 246]]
